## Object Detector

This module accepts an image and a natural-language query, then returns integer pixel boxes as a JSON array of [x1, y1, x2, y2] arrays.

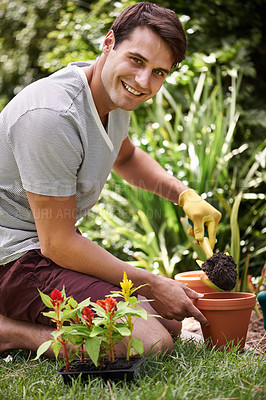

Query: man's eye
[[154, 70, 163, 77], [132, 57, 141, 64]]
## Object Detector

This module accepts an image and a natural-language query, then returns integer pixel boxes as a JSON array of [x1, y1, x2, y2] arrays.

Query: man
[[0, 2, 221, 357]]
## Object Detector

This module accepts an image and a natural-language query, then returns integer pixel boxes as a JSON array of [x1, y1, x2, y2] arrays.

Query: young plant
[[92, 297, 123, 363], [111, 271, 149, 361], [35, 273, 150, 371], [34, 287, 90, 371]]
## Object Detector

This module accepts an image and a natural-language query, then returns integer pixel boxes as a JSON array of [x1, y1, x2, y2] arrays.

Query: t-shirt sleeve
[[9, 108, 83, 196]]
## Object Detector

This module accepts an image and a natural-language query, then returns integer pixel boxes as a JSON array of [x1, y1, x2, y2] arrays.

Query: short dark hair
[[110, 2, 186, 67]]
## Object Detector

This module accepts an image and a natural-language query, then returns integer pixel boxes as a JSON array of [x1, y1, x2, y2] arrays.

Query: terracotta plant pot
[[194, 292, 256, 351], [174, 270, 218, 293], [57, 357, 147, 384]]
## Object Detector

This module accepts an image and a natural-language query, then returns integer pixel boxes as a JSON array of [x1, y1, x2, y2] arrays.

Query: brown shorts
[[0, 249, 120, 327]]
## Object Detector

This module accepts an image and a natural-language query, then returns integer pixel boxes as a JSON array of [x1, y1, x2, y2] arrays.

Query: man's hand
[[178, 189, 221, 250], [145, 275, 209, 326]]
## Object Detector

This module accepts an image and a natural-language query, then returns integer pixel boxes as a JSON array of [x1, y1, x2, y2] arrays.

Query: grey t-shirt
[[0, 62, 130, 264]]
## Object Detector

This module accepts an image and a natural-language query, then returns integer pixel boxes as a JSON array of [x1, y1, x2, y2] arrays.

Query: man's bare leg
[[0, 311, 175, 358], [0, 314, 54, 357], [138, 295, 182, 338]]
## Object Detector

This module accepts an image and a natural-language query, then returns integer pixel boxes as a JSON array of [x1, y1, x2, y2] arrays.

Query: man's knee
[[148, 328, 174, 355], [133, 317, 174, 355]]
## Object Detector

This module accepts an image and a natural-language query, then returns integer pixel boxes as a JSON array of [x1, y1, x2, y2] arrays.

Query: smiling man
[[0, 2, 221, 357], [96, 27, 173, 114]]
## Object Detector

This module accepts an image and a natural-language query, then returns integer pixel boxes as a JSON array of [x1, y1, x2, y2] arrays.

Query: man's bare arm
[[113, 136, 189, 202], [26, 191, 208, 325]]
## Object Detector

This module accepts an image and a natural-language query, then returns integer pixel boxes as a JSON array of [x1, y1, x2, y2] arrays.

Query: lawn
[[1, 338, 265, 400]]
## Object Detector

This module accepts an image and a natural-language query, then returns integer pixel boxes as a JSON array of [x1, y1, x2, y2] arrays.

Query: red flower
[[81, 306, 94, 328], [50, 288, 64, 307], [97, 297, 117, 317]]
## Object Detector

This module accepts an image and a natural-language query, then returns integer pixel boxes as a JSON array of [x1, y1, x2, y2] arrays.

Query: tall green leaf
[[230, 192, 242, 288]]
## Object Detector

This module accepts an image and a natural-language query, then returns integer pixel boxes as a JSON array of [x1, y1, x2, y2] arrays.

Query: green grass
[[1, 339, 265, 400]]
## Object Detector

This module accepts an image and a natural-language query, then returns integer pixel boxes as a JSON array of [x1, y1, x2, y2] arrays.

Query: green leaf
[[128, 296, 138, 306], [132, 337, 144, 356], [61, 309, 78, 322], [85, 337, 101, 367], [116, 301, 129, 311], [67, 297, 78, 308], [91, 304, 108, 318], [129, 308, 148, 319], [196, 259, 204, 268], [230, 192, 242, 281], [76, 298, 92, 310], [62, 325, 84, 338], [61, 286, 66, 298], [129, 284, 148, 295], [90, 326, 106, 336], [42, 311, 57, 320], [115, 326, 131, 336], [67, 335, 83, 346], [240, 253, 250, 292], [38, 289, 53, 308], [51, 330, 64, 340], [200, 277, 223, 292], [34, 340, 52, 360], [92, 317, 107, 327], [51, 341, 62, 359], [138, 210, 160, 253]]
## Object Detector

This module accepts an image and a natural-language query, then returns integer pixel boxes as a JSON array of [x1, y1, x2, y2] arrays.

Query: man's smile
[[122, 81, 142, 96]]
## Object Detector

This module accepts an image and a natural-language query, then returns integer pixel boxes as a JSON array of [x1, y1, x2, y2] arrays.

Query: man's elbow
[[39, 239, 54, 260], [39, 237, 62, 263]]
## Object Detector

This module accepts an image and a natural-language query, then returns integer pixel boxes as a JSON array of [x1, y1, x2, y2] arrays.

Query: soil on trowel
[[201, 252, 237, 291]]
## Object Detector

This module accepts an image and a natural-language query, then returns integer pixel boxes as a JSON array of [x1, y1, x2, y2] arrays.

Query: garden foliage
[[1, 0, 265, 278]]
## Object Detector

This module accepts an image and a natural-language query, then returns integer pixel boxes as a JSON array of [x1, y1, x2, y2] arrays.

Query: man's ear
[[102, 30, 115, 54]]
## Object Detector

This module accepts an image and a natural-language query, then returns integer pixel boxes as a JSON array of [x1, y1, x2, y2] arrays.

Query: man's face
[[100, 26, 174, 111]]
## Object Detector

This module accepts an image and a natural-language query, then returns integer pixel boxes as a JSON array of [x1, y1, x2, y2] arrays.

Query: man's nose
[[135, 69, 151, 90]]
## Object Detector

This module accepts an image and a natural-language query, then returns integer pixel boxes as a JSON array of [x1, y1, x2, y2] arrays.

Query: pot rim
[[194, 292, 256, 310], [175, 270, 207, 281]]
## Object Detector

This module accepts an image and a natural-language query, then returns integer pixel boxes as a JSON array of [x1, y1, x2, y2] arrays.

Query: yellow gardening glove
[[178, 189, 222, 250]]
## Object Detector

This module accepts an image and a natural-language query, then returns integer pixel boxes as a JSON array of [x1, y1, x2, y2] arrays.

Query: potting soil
[[201, 252, 237, 291], [64, 358, 137, 372]]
